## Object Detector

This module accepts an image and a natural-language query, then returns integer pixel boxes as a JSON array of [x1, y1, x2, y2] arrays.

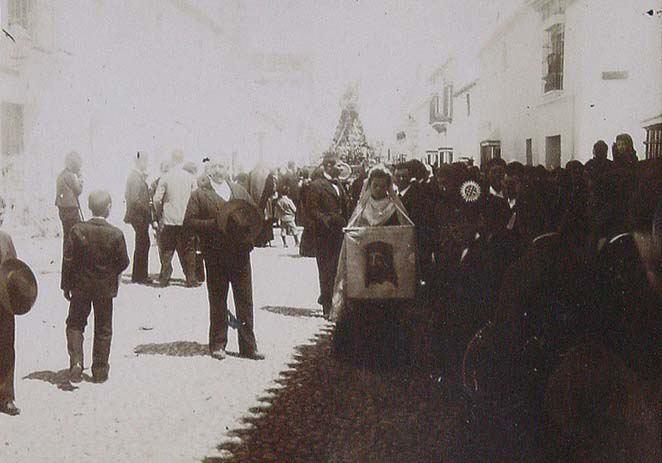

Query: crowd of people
[[310, 134, 660, 460], [0, 132, 659, 460]]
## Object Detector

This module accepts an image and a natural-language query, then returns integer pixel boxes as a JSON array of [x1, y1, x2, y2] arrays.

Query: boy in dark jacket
[[63, 190, 129, 383]]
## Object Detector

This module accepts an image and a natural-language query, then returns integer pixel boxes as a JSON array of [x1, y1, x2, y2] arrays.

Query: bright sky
[[237, 0, 521, 145]]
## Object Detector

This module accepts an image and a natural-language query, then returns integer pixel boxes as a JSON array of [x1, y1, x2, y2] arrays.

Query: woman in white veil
[[330, 164, 413, 322]]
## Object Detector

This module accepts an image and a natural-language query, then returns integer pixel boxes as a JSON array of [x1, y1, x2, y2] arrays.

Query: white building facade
[[391, 57, 480, 167], [477, 0, 662, 167]]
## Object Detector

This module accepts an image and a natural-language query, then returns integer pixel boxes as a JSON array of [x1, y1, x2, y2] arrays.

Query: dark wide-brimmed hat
[[0, 258, 38, 316], [217, 199, 262, 245]]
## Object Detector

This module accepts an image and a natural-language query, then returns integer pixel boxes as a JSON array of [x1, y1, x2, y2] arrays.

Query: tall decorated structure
[[329, 84, 374, 165]]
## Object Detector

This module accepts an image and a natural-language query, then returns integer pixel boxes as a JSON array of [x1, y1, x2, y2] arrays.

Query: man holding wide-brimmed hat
[[0, 230, 38, 416], [184, 157, 264, 360]]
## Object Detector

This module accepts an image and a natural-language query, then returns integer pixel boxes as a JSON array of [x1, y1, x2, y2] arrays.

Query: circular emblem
[[460, 180, 481, 203]]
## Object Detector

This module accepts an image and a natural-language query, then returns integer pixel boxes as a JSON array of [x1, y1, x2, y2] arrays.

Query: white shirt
[[214, 180, 232, 201], [489, 186, 504, 199], [398, 185, 412, 198], [323, 172, 340, 196]]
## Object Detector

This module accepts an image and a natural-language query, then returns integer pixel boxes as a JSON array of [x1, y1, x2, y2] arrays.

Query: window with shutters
[[644, 123, 662, 160], [1, 102, 24, 157], [543, 23, 564, 92], [480, 140, 501, 167], [7, 0, 31, 29], [429, 85, 453, 125], [429, 94, 441, 124], [442, 84, 453, 121]]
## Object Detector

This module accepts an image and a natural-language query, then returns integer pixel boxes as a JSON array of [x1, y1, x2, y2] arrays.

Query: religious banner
[[343, 225, 417, 300]]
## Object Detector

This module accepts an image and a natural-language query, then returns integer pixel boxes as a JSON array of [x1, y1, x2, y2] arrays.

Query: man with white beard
[[184, 157, 264, 361]]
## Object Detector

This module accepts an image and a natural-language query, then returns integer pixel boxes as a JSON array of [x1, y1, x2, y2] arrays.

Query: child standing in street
[[274, 187, 300, 248], [62, 190, 129, 383]]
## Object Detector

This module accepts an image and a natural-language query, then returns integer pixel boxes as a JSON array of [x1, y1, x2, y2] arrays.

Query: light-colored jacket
[[274, 196, 297, 222], [153, 166, 195, 226]]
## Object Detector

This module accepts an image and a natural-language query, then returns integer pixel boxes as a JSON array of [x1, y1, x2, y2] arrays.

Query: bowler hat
[[217, 199, 262, 245], [0, 258, 38, 316]]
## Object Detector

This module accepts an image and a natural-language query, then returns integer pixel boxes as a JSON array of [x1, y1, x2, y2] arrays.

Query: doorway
[[545, 135, 561, 169]]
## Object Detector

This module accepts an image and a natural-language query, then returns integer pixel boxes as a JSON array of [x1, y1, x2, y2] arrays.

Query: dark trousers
[[194, 236, 205, 282], [130, 222, 150, 282], [159, 225, 196, 285], [315, 237, 343, 316], [59, 207, 80, 274], [205, 250, 257, 355], [65, 292, 113, 378], [0, 310, 15, 403]]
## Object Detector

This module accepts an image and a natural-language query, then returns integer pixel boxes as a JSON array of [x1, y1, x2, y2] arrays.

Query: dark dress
[[332, 211, 412, 368]]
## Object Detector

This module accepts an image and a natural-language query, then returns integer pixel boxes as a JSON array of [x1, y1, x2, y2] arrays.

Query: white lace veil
[[347, 165, 414, 227], [330, 165, 414, 321]]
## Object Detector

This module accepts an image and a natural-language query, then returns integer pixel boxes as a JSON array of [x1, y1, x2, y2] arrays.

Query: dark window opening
[[526, 138, 533, 165], [545, 135, 561, 169]]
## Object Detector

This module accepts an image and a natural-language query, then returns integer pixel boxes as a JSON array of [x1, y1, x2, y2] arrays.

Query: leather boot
[[92, 334, 111, 382], [66, 327, 84, 382]]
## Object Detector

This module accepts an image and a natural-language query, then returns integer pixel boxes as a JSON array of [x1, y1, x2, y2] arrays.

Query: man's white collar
[[489, 186, 504, 198]]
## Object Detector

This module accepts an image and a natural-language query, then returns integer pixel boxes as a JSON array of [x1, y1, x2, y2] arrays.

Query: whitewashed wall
[[478, 0, 662, 166]]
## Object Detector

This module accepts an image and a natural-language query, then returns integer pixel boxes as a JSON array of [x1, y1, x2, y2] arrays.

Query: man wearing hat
[[307, 152, 349, 319], [184, 157, 264, 360], [0, 230, 38, 415], [62, 190, 129, 383]]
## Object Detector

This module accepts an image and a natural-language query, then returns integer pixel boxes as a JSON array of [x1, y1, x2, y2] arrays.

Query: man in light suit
[[153, 150, 197, 287]]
